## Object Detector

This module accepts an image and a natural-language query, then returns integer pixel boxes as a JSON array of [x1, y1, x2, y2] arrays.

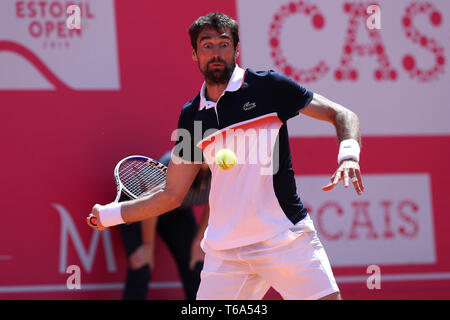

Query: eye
[[220, 42, 230, 48], [203, 43, 212, 49]]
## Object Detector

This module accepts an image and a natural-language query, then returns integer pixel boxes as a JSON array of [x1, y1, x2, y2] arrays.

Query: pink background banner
[[1, 0, 449, 299]]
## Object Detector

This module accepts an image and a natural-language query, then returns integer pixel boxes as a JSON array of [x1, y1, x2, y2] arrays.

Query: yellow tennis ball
[[215, 148, 237, 170]]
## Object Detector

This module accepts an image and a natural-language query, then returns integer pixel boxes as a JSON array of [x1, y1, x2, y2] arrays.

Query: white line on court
[[1, 273, 450, 293], [0, 281, 180, 293]]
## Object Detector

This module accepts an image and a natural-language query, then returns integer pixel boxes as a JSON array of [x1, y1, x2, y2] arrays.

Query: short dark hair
[[189, 12, 239, 52]]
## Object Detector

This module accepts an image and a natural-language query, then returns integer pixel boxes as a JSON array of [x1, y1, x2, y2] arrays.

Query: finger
[[130, 255, 143, 271], [322, 171, 342, 191], [343, 168, 350, 188], [129, 259, 137, 270], [130, 262, 141, 271], [88, 214, 97, 227], [189, 258, 195, 270], [350, 168, 362, 195], [87, 215, 99, 229], [332, 170, 342, 185], [322, 182, 335, 191], [354, 169, 363, 190], [86, 216, 95, 228], [191, 257, 203, 270]]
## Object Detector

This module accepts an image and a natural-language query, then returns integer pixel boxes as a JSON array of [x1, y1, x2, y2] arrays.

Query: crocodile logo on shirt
[[243, 102, 256, 111]]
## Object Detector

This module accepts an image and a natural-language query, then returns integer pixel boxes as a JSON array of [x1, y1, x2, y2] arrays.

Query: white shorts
[[197, 215, 339, 300]]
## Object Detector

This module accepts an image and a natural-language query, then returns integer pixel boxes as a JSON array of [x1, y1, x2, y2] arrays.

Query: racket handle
[[89, 214, 98, 227]]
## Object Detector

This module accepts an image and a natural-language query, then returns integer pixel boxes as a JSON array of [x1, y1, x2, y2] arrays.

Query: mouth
[[209, 62, 225, 68]]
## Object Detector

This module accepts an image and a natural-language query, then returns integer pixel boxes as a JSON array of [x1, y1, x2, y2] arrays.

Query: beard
[[201, 58, 235, 85]]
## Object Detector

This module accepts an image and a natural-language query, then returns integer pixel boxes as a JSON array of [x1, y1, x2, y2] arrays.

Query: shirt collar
[[199, 65, 245, 110]]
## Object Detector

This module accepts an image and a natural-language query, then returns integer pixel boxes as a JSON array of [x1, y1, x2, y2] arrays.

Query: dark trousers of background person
[[119, 194, 203, 300]]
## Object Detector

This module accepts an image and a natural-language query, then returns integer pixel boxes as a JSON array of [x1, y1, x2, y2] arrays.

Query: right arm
[[121, 156, 202, 223], [88, 156, 202, 230]]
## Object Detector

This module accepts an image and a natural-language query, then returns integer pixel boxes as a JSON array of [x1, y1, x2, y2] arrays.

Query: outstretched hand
[[322, 160, 364, 195]]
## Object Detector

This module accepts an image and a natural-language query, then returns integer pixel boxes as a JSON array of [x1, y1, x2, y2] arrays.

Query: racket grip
[[89, 214, 98, 227]]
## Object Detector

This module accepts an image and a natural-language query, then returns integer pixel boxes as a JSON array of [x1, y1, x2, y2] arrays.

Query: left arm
[[300, 92, 360, 144], [300, 93, 364, 195]]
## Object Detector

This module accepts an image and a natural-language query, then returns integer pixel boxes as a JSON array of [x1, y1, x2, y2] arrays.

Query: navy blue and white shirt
[[174, 65, 314, 250]]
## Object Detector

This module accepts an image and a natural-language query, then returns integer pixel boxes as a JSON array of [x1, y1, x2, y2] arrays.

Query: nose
[[212, 44, 221, 57]]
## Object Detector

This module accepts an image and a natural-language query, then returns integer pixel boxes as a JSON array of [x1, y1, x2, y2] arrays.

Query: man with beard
[[88, 12, 365, 300]]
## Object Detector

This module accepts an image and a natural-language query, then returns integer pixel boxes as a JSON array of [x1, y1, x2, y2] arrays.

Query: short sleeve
[[173, 106, 204, 163], [269, 71, 314, 123]]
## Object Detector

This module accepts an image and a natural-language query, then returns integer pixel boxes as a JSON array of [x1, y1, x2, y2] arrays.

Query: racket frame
[[89, 155, 168, 227]]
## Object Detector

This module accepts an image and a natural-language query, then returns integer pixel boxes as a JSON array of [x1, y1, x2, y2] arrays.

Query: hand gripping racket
[[89, 155, 168, 227]]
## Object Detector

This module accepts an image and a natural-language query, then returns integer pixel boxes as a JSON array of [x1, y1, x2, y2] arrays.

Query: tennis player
[[88, 12, 364, 300]]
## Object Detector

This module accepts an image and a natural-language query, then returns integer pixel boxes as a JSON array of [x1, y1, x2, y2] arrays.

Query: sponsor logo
[[296, 174, 436, 266], [0, 1, 120, 90], [243, 102, 256, 110]]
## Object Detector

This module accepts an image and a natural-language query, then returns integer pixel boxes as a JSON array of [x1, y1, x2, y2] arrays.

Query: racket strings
[[121, 166, 165, 197], [119, 160, 166, 198], [120, 162, 165, 187]]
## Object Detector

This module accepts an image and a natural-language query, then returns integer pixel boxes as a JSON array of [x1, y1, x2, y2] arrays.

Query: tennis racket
[[89, 155, 168, 227]]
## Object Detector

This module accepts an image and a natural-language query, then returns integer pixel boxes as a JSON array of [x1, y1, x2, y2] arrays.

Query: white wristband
[[98, 203, 125, 227], [338, 139, 360, 164]]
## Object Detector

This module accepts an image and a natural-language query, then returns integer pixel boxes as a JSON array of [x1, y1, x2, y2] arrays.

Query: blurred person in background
[[119, 150, 210, 300]]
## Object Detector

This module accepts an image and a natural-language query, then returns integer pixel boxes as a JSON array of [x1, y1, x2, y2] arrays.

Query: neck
[[205, 82, 228, 102]]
